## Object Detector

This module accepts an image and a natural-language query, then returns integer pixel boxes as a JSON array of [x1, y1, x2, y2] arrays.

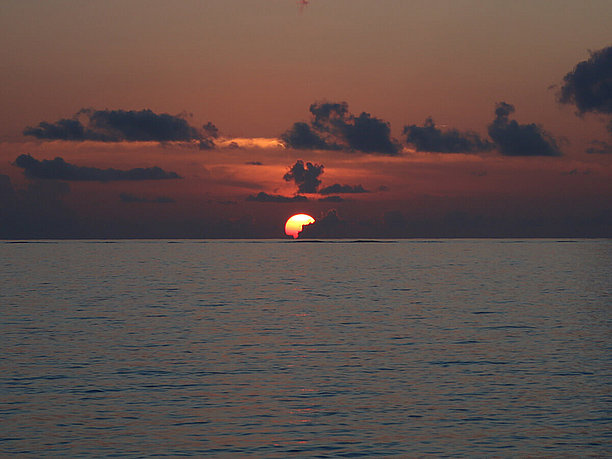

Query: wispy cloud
[[246, 192, 308, 203], [14, 154, 181, 181]]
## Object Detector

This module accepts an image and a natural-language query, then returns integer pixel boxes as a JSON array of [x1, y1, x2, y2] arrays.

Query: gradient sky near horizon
[[1, 0, 611, 238]]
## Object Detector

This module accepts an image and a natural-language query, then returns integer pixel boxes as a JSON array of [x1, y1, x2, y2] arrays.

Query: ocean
[[1, 239, 610, 457]]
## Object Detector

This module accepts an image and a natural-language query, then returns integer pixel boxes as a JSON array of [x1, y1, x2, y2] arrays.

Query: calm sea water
[[1, 239, 610, 457]]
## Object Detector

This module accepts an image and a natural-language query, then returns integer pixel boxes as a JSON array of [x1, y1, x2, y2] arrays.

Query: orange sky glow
[[0, 1, 611, 238]]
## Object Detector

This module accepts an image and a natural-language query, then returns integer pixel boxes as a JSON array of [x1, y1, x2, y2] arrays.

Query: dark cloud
[[197, 122, 219, 149], [280, 122, 337, 150], [318, 196, 344, 202], [558, 46, 612, 115], [308, 101, 399, 154], [22, 118, 88, 141], [487, 102, 562, 156], [85, 109, 201, 141], [344, 112, 399, 154], [246, 192, 308, 203], [119, 193, 175, 203], [404, 117, 492, 153], [310, 101, 349, 133], [198, 139, 216, 150], [245, 161, 263, 165], [494, 101, 514, 119], [586, 140, 612, 154], [283, 160, 324, 193], [24, 109, 214, 144], [299, 209, 347, 238], [202, 121, 219, 138], [318, 183, 369, 195], [558, 47, 612, 152], [14, 154, 181, 181], [281, 101, 400, 155]]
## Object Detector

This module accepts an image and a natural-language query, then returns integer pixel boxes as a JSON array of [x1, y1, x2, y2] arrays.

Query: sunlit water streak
[[1, 239, 610, 457]]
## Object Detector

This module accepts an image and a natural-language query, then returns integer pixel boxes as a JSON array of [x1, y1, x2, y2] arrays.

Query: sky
[[1, 0, 611, 238]]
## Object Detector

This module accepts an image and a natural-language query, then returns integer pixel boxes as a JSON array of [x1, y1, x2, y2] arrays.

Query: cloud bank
[[14, 154, 181, 181], [249, 160, 372, 203]]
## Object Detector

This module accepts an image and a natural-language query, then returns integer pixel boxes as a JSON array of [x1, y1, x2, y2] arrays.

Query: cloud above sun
[[283, 159, 324, 193]]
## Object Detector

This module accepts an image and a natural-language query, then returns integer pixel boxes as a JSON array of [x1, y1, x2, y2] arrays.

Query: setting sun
[[285, 214, 315, 239]]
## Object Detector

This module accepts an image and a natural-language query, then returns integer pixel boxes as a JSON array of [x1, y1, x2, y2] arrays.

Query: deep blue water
[[1, 239, 611, 457]]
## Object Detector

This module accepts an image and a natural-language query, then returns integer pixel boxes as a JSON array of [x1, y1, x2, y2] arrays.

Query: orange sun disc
[[285, 214, 315, 239]]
